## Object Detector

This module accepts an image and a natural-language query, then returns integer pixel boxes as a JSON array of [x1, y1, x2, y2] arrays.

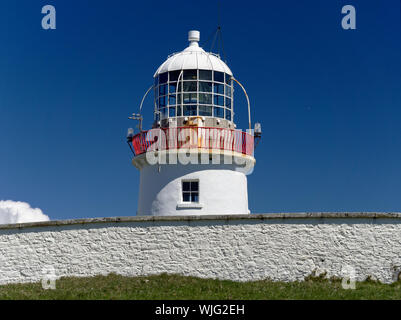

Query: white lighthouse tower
[[128, 30, 260, 216]]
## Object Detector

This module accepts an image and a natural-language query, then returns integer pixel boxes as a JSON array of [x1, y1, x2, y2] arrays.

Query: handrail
[[139, 85, 154, 114], [231, 77, 251, 131]]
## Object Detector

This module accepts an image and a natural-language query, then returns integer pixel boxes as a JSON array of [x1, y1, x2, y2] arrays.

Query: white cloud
[[0, 200, 50, 224]]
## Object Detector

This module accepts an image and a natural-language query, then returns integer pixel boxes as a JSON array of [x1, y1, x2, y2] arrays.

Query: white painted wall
[[1, 214, 401, 285], [137, 163, 249, 216]]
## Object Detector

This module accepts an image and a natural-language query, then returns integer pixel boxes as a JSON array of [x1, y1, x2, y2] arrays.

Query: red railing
[[132, 127, 254, 157]]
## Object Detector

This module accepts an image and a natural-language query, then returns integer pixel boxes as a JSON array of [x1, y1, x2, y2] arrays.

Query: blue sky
[[0, 0, 400, 220]]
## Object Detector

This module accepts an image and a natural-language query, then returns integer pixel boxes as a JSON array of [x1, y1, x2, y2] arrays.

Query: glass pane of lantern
[[159, 84, 167, 95], [199, 82, 212, 92], [169, 107, 176, 117], [225, 109, 231, 121], [199, 70, 212, 80], [183, 93, 197, 104], [213, 107, 224, 118], [226, 85, 232, 97], [213, 83, 224, 94], [169, 95, 176, 106], [214, 95, 224, 106], [183, 69, 197, 80], [183, 81, 197, 92], [159, 72, 168, 84], [199, 93, 212, 104], [159, 96, 166, 107], [169, 70, 181, 82], [225, 97, 231, 108], [183, 105, 197, 116], [199, 105, 212, 116], [214, 71, 224, 83], [169, 82, 177, 94]]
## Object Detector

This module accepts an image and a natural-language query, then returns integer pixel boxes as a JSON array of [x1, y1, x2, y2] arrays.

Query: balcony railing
[[131, 127, 254, 157]]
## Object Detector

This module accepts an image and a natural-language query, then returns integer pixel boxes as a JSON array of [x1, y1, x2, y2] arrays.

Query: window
[[169, 95, 176, 106], [199, 70, 212, 80], [225, 109, 231, 121], [199, 93, 212, 104], [226, 85, 232, 97], [183, 81, 197, 92], [225, 97, 231, 108], [159, 84, 167, 95], [183, 93, 197, 104], [214, 107, 224, 118], [182, 180, 199, 203], [214, 71, 224, 83], [169, 82, 177, 94], [168, 107, 176, 117], [159, 72, 168, 84], [169, 70, 181, 82], [214, 83, 224, 94], [183, 70, 197, 80], [214, 95, 224, 106], [183, 105, 197, 116], [199, 105, 212, 116], [158, 96, 166, 108], [177, 105, 182, 116], [199, 82, 212, 92]]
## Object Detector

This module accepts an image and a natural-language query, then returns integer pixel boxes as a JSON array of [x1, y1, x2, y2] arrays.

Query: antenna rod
[[217, 0, 221, 28]]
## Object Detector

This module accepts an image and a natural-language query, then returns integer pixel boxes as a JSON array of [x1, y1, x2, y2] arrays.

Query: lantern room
[[153, 30, 235, 130]]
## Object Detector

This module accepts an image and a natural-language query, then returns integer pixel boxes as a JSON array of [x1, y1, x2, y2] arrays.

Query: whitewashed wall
[[1, 213, 401, 285]]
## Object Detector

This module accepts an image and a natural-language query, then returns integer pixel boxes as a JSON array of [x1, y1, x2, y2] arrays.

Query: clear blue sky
[[0, 0, 400, 220]]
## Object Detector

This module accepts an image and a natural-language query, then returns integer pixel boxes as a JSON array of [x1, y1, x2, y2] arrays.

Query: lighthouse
[[128, 30, 260, 216]]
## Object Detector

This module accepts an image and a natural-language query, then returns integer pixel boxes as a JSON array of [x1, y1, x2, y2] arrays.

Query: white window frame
[[177, 179, 203, 209], [181, 180, 199, 203]]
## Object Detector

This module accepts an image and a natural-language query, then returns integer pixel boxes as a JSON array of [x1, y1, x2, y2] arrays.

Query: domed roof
[[154, 30, 233, 77]]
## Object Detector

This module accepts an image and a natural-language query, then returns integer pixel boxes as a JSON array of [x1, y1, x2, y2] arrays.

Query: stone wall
[[1, 213, 401, 284]]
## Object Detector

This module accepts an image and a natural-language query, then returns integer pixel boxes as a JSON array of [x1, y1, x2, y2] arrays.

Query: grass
[[1, 273, 401, 299]]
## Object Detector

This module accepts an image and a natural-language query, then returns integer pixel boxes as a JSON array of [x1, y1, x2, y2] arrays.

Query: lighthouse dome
[[154, 31, 232, 76]]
